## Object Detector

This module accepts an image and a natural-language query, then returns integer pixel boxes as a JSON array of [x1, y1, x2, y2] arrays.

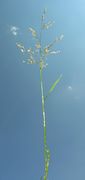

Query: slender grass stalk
[[40, 67, 50, 180], [16, 8, 64, 180]]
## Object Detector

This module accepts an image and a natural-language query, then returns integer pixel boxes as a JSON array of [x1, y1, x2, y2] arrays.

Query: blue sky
[[0, 0, 85, 179]]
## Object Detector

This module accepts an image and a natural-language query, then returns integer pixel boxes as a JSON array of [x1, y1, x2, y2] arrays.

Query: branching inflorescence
[[16, 8, 64, 180]]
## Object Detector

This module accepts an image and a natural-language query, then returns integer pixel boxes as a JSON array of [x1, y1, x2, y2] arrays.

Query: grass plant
[[16, 9, 63, 180]]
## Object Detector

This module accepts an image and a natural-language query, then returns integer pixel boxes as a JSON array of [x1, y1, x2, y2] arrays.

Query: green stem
[[40, 67, 47, 147], [40, 67, 50, 180]]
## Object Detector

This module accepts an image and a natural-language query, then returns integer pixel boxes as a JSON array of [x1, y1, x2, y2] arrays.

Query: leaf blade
[[49, 74, 62, 93], [45, 74, 62, 100]]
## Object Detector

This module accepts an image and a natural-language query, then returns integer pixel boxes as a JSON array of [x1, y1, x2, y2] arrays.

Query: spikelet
[[16, 43, 25, 53], [44, 47, 50, 55], [49, 50, 61, 55], [29, 27, 37, 38], [42, 8, 47, 21], [56, 34, 64, 42], [35, 42, 41, 49], [42, 21, 55, 30], [27, 59, 35, 64], [27, 48, 34, 55], [59, 34, 64, 40]]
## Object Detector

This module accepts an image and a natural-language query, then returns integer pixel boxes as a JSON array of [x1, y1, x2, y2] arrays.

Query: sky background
[[0, 0, 85, 179]]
